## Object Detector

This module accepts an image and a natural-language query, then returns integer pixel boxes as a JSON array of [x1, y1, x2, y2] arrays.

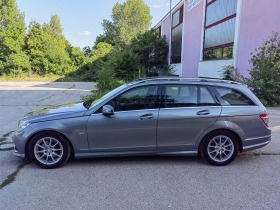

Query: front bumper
[[13, 144, 25, 158], [13, 126, 35, 158]]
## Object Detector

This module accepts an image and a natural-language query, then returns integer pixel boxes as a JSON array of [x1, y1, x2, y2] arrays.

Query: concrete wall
[[236, 0, 280, 77], [161, 16, 171, 45], [198, 59, 234, 78], [182, 0, 204, 78]]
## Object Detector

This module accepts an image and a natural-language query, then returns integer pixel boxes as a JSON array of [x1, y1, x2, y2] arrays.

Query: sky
[[17, 0, 181, 49]]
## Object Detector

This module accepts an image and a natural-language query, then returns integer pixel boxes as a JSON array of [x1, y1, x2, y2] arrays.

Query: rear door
[[157, 84, 222, 150]]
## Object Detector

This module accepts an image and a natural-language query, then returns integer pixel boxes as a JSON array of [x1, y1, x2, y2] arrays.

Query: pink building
[[154, 0, 280, 78]]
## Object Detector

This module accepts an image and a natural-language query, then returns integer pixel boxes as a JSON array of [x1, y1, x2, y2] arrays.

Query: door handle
[[139, 113, 153, 120], [196, 110, 210, 115]]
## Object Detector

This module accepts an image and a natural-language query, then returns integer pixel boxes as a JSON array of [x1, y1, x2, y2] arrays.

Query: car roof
[[128, 77, 244, 87]]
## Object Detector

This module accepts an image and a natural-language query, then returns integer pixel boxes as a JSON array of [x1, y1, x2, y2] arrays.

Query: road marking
[[271, 125, 280, 132]]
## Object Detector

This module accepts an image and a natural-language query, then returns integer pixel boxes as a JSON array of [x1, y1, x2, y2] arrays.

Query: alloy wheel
[[207, 135, 234, 163], [34, 137, 64, 165]]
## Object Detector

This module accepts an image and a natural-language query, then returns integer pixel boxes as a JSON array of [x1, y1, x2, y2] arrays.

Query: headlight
[[18, 121, 30, 131]]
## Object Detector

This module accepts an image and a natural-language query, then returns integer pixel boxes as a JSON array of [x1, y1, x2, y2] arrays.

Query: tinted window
[[215, 87, 255, 105], [164, 85, 217, 108], [107, 86, 159, 112], [199, 87, 217, 105]]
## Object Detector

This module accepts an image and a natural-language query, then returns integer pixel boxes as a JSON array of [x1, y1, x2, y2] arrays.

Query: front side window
[[163, 85, 217, 108], [203, 0, 237, 60], [215, 87, 255, 106], [107, 86, 159, 112]]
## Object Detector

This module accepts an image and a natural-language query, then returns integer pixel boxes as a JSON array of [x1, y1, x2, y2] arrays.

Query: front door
[[87, 85, 160, 152]]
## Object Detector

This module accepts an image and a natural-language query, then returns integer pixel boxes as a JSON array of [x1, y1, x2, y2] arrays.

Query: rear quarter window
[[215, 87, 255, 106]]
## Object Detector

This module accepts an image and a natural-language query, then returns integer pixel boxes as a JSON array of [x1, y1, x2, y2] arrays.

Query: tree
[[67, 45, 85, 67], [26, 15, 73, 76], [100, 30, 171, 83], [106, 49, 141, 82], [0, 0, 30, 76], [247, 32, 280, 106], [67, 42, 113, 81], [91, 42, 113, 62], [131, 29, 170, 76], [97, 0, 152, 48], [49, 14, 63, 35], [26, 21, 46, 74], [82, 46, 92, 57], [45, 15, 72, 74]]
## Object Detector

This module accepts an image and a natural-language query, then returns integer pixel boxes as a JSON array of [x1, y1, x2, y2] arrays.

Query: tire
[[200, 130, 239, 166], [28, 131, 71, 169]]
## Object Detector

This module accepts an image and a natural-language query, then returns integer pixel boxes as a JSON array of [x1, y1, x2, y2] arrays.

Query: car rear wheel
[[200, 131, 238, 166], [28, 132, 71, 169]]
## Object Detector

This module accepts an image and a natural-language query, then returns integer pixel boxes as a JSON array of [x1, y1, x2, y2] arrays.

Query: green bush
[[247, 32, 280, 106], [220, 65, 236, 81], [85, 61, 124, 100]]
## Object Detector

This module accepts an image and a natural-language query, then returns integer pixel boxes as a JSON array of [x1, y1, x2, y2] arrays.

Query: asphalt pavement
[[0, 82, 279, 210]]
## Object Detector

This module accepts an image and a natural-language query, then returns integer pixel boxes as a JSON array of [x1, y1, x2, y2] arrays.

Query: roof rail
[[131, 77, 242, 85]]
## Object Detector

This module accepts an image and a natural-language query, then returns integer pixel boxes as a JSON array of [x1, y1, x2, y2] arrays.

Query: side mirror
[[102, 105, 114, 116]]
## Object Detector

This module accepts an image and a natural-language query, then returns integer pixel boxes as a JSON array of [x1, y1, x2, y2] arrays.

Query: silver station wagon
[[13, 78, 271, 168]]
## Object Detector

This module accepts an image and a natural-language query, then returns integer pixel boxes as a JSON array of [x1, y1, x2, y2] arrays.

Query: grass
[[0, 142, 13, 145], [0, 147, 14, 151], [0, 74, 85, 82], [0, 131, 14, 143], [0, 160, 29, 190], [0, 131, 29, 190], [0, 131, 14, 150], [2, 131, 14, 138]]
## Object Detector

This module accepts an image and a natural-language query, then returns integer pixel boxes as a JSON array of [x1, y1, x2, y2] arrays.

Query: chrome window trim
[[160, 106, 221, 111], [91, 108, 159, 116], [221, 105, 259, 107]]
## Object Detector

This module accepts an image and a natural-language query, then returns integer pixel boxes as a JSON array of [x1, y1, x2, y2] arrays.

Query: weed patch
[[0, 160, 29, 190], [0, 131, 14, 143], [0, 147, 14, 151], [2, 131, 14, 138]]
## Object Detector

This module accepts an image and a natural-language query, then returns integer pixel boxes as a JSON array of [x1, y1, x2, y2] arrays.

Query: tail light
[[260, 114, 269, 127]]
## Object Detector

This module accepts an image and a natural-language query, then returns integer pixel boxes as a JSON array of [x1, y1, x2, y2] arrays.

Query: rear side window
[[164, 85, 218, 108], [215, 87, 255, 106]]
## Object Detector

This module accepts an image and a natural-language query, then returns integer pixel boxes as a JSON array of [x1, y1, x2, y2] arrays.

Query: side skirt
[[75, 150, 198, 159]]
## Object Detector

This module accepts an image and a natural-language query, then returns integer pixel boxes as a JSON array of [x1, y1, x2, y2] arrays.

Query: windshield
[[88, 84, 128, 109]]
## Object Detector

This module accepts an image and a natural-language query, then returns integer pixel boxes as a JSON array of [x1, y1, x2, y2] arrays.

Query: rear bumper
[[242, 134, 271, 152]]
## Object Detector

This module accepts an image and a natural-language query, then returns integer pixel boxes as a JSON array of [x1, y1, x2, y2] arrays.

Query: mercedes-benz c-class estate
[[13, 78, 271, 168]]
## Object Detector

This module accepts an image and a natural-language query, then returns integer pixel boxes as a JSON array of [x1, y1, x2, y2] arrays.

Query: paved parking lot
[[0, 82, 279, 209]]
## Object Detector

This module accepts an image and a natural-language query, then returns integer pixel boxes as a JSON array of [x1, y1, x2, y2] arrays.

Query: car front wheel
[[200, 131, 239, 166], [28, 132, 71, 169]]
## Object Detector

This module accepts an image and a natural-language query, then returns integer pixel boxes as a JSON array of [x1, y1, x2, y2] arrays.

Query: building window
[[171, 6, 184, 64], [156, 26, 161, 37], [203, 0, 237, 60]]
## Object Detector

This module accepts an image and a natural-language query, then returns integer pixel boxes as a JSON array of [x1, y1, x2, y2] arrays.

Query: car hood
[[22, 102, 88, 123]]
